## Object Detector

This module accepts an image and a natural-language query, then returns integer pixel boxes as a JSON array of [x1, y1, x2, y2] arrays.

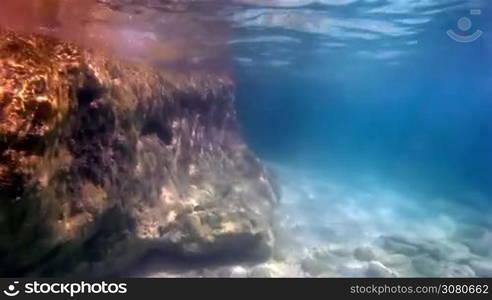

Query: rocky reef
[[0, 28, 278, 276]]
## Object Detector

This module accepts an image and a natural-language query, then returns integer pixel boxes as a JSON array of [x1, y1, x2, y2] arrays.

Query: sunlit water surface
[[3, 0, 492, 277], [233, 0, 492, 277]]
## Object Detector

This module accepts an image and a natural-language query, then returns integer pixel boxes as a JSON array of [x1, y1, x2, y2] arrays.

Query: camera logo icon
[[447, 9, 483, 43], [3, 281, 20, 297]]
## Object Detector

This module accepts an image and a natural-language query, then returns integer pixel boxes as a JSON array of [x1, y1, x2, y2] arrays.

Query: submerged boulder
[[0, 29, 278, 276]]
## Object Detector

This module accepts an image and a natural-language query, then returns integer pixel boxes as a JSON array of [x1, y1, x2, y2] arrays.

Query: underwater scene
[[0, 0, 491, 277]]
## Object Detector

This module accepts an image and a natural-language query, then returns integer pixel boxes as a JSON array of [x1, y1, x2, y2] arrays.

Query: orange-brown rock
[[0, 29, 278, 276]]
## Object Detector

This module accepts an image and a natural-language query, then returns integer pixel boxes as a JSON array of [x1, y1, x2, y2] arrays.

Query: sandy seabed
[[140, 164, 492, 278]]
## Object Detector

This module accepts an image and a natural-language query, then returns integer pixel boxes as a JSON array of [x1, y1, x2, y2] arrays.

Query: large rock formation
[[0, 29, 278, 276]]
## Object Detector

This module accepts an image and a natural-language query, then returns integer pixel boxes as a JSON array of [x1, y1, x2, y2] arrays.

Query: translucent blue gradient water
[[232, 0, 492, 276]]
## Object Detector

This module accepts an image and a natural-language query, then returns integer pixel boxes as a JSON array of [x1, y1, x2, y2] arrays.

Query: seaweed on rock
[[0, 29, 278, 276]]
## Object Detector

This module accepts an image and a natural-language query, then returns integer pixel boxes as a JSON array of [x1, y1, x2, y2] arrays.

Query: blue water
[[3, 0, 491, 278], [234, 1, 492, 211], [230, 0, 492, 276]]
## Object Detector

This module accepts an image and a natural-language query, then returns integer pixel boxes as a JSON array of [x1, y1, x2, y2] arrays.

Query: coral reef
[[0, 29, 278, 276]]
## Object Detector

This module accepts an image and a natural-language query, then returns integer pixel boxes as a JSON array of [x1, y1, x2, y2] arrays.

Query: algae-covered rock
[[0, 29, 278, 276]]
